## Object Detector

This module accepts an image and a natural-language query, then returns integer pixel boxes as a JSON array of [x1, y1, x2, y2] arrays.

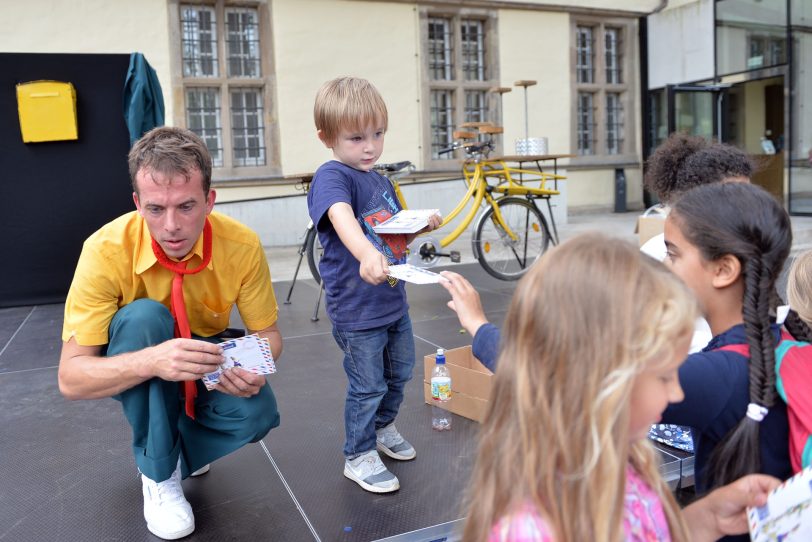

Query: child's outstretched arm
[[327, 202, 389, 285], [681, 473, 780, 542]]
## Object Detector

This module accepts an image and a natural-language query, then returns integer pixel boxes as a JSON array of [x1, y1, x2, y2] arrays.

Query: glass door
[[666, 84, 728, 141]]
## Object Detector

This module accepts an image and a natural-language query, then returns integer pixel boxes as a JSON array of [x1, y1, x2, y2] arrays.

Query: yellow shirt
[[63, 211, 278, 345]]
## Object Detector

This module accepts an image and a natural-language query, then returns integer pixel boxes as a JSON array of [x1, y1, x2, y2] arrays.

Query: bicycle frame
[[429, 158, 565, 248]]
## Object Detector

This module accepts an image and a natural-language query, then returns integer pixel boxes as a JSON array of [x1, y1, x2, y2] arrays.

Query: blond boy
[[307, 77, 440, 493]]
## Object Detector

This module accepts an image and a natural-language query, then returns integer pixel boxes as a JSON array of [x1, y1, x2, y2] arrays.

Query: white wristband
[[746, 403, 769, 422]]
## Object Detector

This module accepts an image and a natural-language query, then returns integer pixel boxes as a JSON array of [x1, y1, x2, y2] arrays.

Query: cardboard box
[[635, 215, 665, 247], [424, 345, 494, 422]]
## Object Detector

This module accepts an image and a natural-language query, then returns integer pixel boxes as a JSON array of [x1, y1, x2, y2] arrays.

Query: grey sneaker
[[376, 423, 416, 461], [343, 450, 400, 493]]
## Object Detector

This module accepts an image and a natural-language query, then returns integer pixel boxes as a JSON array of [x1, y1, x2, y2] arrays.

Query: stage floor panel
[[0, 262, 695, 541]]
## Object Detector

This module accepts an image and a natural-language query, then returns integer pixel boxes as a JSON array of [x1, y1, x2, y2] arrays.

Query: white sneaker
[[141, 462, 195, 540], [343, 450, 400, 493], [376, 424, 416, 461]]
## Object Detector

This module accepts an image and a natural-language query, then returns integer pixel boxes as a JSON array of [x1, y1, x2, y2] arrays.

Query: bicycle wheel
[[472, 197, 550, 280], [305, 227, 323, 284]]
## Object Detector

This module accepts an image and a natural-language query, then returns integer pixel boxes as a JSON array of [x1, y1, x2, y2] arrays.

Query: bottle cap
[[436, 348, 446, 363]]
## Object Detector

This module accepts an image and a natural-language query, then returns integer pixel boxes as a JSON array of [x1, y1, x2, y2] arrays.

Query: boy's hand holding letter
[[372, 209, 441, 234]]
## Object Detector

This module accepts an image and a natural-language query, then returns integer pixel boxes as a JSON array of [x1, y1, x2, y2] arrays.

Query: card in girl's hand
[[748, 465, 812, 542], [202, 333, 276, 390]]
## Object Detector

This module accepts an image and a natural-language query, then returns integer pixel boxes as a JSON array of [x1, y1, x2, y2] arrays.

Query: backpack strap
[[715, 343, 750, 356], [713, 330, 796, 358]]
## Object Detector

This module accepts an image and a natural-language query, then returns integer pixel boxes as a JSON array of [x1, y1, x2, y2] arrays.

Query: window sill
[[566, 154, 640, 170]]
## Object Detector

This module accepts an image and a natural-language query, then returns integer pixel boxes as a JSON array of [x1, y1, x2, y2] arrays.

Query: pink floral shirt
[[488, 466, 671, 542]]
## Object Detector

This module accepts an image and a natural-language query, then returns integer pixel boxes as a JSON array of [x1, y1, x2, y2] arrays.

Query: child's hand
[[683, 473, 781, 541], [359, 247, 390, 285], [439, 271, 489, 336], [419, 212, 443, 234]]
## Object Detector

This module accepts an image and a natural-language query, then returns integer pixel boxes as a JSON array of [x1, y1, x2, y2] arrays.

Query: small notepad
[[371, 209, 440, 234]]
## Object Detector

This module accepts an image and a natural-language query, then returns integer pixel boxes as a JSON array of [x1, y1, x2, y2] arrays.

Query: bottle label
[[431, 376, 451, 401]]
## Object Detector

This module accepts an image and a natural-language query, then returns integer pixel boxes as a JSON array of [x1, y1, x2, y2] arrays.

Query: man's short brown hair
[[314, 77, 388, 144], [128, 126, 213, 194]]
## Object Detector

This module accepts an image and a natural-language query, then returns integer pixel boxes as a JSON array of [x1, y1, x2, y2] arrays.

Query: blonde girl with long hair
[[462, 233, 778, 542]]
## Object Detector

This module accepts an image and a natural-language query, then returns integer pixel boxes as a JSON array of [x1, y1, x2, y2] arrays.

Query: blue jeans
[[331, 314, 415, 458]]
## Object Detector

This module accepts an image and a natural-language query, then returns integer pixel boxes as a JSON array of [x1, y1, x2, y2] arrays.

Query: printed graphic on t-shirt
[[359, 182, 408, 264]]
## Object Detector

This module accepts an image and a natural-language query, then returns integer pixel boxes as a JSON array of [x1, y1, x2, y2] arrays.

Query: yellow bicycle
[[409, 123, 567, 280]]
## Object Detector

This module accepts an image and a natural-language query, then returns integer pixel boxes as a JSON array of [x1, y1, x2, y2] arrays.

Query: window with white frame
[[606, 92, 623, 155], [186, 87, 223, 166], [230, 88, 265, 166], [461, 20, 486, 81], [423, 11, 497, 162], [576, 26, 594, 84], [428, 18, 453, 80], [605, 28, 622, 84], [577, 92, 595, 155], [431, 90, 455, 157], [573, 20, 631, 157], [178, 3, 275, 175], [465, 90, 488, 123]]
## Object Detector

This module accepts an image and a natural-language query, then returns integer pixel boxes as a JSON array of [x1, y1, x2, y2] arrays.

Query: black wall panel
[[0, 53, 133, 307]]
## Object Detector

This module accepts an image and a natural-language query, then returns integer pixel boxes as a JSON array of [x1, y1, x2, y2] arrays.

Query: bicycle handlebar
[[374, 160, 413, 173]]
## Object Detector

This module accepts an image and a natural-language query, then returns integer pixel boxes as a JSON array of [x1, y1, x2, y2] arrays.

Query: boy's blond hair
[[463, 233, 698, 542], [314, 77, 388, 144], [788, 250, 812, 326]]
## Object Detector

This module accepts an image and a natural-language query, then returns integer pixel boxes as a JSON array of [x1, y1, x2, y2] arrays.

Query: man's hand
[[58, 336, 224, 400], [683, 474, 781, 542], [214, 367, 266, 398], [359, 246, 390, 285], [144, 338, 224, 382], [439, 271, 489, 336]]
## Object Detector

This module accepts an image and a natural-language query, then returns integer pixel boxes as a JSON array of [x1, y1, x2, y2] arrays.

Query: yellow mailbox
[[17, 81, 78, 143]]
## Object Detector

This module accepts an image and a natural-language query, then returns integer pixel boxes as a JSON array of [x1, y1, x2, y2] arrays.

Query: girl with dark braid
[[660, 182, 811, 540]]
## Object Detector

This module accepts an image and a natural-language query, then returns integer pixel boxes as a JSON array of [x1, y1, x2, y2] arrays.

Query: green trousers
[[108, 299, 280, 482]]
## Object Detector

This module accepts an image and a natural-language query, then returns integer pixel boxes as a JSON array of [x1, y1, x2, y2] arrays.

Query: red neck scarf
[[151, 218, 213, 419]]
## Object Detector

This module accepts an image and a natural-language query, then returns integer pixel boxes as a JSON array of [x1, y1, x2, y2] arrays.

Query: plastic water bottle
[[431, 348, 452, 431]]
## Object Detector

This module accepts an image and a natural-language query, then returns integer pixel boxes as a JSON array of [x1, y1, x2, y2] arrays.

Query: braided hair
[[670, 182, 791, 488]]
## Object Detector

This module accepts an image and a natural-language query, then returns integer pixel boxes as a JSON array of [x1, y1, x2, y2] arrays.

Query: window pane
[[225, 8, 261, 77], [716, 0, 787, 75], [181, 5, 218, 77], [464, 90, 488, 123], [186, 88, 223, 166], [605, 28, 622, 84], [461, 19, 486, 81], [431, 90, 455, 159], [230, 88, 266, 167], [576, 26, 594, 84], [428, 18, 454, 80], [648, 89, 668, 155], [606, 92, 624, 155], [577, 92, 594, 155]]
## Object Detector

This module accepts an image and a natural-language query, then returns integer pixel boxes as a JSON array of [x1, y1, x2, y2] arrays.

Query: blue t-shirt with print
[[307, 160, 409, 331]]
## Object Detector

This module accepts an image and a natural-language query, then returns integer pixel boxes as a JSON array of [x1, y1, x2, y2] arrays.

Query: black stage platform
[[0, 262, 692, 542]]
